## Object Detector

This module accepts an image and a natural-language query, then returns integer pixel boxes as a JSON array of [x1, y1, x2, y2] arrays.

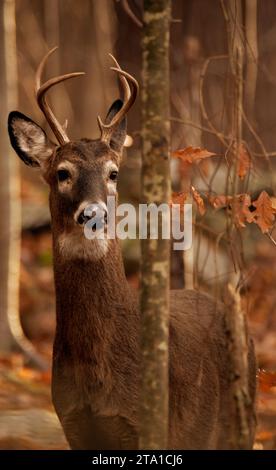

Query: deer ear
[[105, 99, 127, 152], [8, 111, 54, 167]]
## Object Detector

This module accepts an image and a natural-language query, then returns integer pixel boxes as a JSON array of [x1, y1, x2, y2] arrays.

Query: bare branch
[[118, 0, 143, 28], [199, 55, 229, 147]]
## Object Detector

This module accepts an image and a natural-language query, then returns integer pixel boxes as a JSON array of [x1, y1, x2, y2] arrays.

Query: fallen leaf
[[255, 430, 274, 442], [258, 369, 276, 393]]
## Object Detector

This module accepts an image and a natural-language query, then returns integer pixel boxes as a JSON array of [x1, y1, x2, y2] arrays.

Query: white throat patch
[[58, 231, 109, 261]]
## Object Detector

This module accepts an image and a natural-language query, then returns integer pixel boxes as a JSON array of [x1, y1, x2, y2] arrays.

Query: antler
[[97, 54, 139, 144], [35, 47, 85, 145]]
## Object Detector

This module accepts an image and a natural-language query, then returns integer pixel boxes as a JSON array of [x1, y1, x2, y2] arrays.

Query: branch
[[170, 116, 229, 141], [118, 0, 143, 28], [199, 55, 229, 147], [267, 232, 276, 247]]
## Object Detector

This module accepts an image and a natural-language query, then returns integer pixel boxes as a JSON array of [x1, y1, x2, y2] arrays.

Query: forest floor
[[0, 347, 275, 450]]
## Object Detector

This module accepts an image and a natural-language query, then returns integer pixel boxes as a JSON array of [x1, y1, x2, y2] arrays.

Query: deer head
[[8, 47, 138, 261]]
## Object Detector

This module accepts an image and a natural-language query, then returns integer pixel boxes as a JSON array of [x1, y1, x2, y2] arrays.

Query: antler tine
[[35, 47, 85, 145], [108, 53, 131, 102], [98, 61, 139, 144]]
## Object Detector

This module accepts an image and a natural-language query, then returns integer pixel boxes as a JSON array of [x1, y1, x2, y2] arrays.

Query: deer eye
[[109, 170, 118, 181], [57, 169, 70, 182]]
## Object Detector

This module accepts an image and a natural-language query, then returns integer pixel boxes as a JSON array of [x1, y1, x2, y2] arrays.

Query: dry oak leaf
[[172, 146, 216, 165], [232, 194, 255, 228], [170, 191, 188, 207], [208, 194, 231, 210], [191, 186, 206, 215], [253, 191, 276, 234], [208, 194, 254, 228], [238, 143, 251, 180]]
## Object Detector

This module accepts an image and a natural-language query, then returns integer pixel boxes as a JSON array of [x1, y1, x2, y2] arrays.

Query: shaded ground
[[0, 354, 68, 449]]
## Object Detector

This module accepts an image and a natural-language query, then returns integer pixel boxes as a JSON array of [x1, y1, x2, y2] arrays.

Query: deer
[[8, 47, 256, 450]]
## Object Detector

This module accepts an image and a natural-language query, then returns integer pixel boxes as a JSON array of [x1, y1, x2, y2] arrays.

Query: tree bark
[[221, 0, 251, 449], [0, 0, 47, 370], [140, 0, 171, 450], [244, 0, 258, 124], [0, 0, 21, 353]]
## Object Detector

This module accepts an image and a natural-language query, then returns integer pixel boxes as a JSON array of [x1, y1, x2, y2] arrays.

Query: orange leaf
[[253, 191, 275, 233], [191, 186, 206, 215], [238, 144, 251, 180], [258, 369, 276, 393], [270, 196, 276, 212], [172, 146, 216, 165], [170, 191, 188, 206], [233, 194, 255, 228], [209, 194, 231, 209], [208, 194, 254, 228], [256, 430, 274, 442]]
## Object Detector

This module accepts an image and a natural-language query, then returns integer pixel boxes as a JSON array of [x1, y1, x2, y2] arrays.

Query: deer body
[[51, 237, 256, 450], [8, 49, 256, 449]]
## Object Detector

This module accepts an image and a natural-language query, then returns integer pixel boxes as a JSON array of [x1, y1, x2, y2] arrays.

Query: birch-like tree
[[140, 0, 171, 450], [0, 0, 47, 369]]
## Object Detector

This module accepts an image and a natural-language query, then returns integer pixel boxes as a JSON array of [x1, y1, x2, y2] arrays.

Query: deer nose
[[77, 212, 89, 225], [77, 202, 108, 231]]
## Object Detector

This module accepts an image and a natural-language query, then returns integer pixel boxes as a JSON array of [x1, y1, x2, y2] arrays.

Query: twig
[[199, 55, 229, 147], [170, 116, 229, 141], [242, 110, 270, 162], [118, 0, 143, 28], [253, 151, 276, 157], [267, 232, 276, 247]]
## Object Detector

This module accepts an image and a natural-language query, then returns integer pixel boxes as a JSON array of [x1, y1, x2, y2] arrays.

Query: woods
[[0, 0, 276, 454]]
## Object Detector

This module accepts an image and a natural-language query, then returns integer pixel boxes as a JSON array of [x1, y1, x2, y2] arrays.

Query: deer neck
[[52, 236, 136, 371]]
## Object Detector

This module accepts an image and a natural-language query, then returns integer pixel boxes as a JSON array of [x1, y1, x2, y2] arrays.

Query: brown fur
[[51, 239, 256, 450], [8, 110, 256, 450]]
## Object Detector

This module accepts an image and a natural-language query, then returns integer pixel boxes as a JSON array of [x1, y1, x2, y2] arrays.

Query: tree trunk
[[139, 0, 171, 450], [0, 0, 47, 370], [221, 0, 251, 449], [244, 0, 258, 125], [0, 0, 21, 353]]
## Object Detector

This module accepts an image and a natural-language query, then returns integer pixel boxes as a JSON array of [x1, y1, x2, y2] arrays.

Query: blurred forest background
[[0, 0, 276, 450]]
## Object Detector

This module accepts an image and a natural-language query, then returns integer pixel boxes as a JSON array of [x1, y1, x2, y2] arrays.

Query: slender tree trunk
[[0, 0, 47, 370], [0, 0, 21, 352], [222, 0, 251, 449], [244, 0, 258, 125], [140, 0, 171, 450]]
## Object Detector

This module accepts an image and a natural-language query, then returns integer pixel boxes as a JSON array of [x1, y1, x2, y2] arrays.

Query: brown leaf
[[253, 191, 275, 234], [191, 186, 206, 215], [233, 194, 255, 228], [238, 143, 251, 180], [258, 369, 276, 393], [170, 191, 188, 206], [172, 146, 216, 165], [208, 194, 254, 228], [208, 194, 231, 209], [256, 430, 274, 442]]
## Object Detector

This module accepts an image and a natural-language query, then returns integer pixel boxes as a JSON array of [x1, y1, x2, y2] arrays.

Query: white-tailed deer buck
[[8, 48, 256, 449]]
